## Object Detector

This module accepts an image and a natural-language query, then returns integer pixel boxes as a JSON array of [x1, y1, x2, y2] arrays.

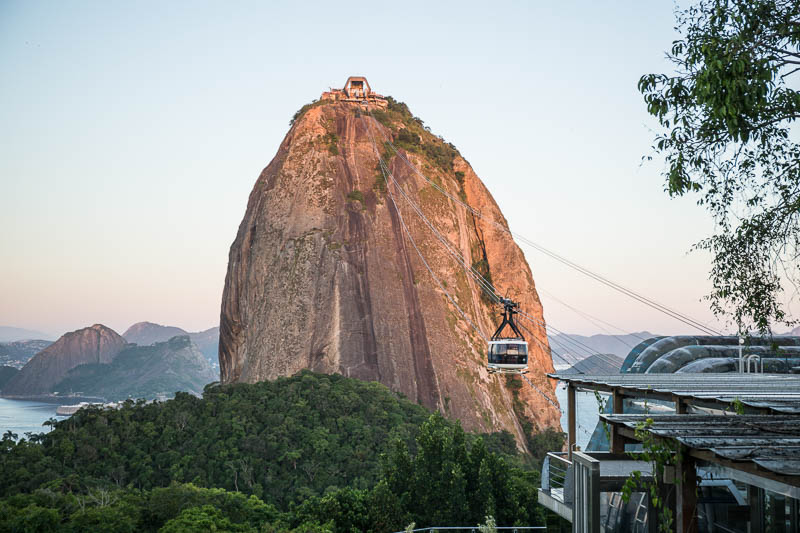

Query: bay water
[[0, 398, 61, 438]]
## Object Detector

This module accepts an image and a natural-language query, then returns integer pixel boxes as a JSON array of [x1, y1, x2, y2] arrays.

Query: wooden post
[[676, 452, 697, 533], [612, 388, 623, 413], [674, 395, 688, 414], [568, 384, 576, 459]]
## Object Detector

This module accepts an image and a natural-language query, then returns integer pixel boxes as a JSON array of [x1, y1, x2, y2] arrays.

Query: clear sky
[[1, 1, 788, 338]]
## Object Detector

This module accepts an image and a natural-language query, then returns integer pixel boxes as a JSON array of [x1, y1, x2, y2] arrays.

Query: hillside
[[53, 335, 217, 400], [1, 324, 127, 397], [0, 339, 53, 369], [548, 331, 658, 359], [219, 94, 559, 445], [0, 366, 18, 390], [560, 353, 624, 374], [0, 371, 551, 530], [123, 322, 220, 367]]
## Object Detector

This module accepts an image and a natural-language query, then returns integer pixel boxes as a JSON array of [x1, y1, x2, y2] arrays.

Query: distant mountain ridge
[[123, 322, 219, 367], [547, 331, 657, 360], [1, 324, 218, 400], [561, 353, 624, 374], [0, 326, 55, 343], [54, 335, 217, 401], [1, 324, 127, 396]]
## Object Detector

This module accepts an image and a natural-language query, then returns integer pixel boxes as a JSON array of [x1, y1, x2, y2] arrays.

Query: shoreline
[[0, 394, 106, 405]]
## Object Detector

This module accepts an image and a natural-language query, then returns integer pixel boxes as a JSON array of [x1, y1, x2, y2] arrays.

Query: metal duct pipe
[[629, 335, 800, 374], [646, 345, 800, 373]]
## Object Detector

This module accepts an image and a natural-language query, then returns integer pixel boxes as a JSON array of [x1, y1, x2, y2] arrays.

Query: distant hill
[[0, 366, 18, 391], [0, 340, 53, 369], [188, 327, 219, 367], [123, 322, 219, 367], [0, 326, 55, 343], [560, 353, 624, 375], [122, 322, 188, 346], [547, 331, 657, 359], [53, 335, 218, 401], [1, 324, 127, 397]]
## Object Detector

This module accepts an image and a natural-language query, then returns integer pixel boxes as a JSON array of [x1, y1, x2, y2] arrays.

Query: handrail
[[395, 526, 547, 533], [545, 451, 572, 503], [745, 354, 763, 374]]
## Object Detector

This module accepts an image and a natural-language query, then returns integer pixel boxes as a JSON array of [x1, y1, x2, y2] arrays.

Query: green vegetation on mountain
[[372, 97, 461, 173], [0, 371, 560, 531], [52, 336, 216, 401]]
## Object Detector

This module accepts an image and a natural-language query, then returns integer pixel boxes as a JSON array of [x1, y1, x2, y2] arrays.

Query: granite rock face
[[2, 324, 127, 396], [219, 100, 560, 445]]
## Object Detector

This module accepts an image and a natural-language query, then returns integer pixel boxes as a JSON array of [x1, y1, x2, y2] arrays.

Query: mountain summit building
[[321, 76, 387, 107]]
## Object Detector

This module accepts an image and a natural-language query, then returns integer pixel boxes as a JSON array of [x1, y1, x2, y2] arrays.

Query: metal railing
[[547, 451, 572, 502], [395, 526, 547, 533]]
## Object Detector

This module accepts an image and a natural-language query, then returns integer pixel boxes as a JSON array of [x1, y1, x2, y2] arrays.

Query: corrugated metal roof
[[549, 373, 800, 413], [601, 414, 800, 478]]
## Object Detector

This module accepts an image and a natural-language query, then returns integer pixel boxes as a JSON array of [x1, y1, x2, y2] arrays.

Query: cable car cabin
[[488, 298, 529, 374], [488, 339, 528, 372]]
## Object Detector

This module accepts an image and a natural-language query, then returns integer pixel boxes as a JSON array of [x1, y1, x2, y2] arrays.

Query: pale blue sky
[[1, 1, 776, 337]]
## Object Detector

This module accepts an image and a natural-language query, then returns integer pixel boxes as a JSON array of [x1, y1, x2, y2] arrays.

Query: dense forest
[[0, 371, 564, 532]]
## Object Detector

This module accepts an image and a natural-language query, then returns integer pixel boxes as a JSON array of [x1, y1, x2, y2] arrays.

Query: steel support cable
[[367, 126, 500, 314], [366, 125, 620, 369], [361, 118, 504, 309], [515, 319, 592, 373], [516, 310, 626, 371], [520, 373, 559, 408], [365, 115, 569, 410], [366, 115, 617, 386], [545, 332, 609, 374], [378, 139, 618, 371], [362, 115, 489, 343], [537, 288, 647, 347], [367, 111, 722, 337], [382, 170, 502, 305]]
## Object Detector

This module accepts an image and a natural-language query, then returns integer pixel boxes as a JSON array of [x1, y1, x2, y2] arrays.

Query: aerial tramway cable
[[361, 113, 563, 405], [361, 112, 624, 376], [366, 109, 722, 337], [363, 117, 489, 344]]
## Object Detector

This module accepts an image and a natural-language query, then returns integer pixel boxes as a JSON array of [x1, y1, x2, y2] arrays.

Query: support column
[[676, 452, 697, 533], [674, 395, 688, 414], [568, 384, 576, 459]]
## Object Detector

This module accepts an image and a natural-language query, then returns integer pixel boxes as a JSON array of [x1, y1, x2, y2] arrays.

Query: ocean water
[[0, 398, 61, 439], [555, 385, 602, 450]]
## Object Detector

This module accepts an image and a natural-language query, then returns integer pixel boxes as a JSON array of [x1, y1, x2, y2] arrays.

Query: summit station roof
[[601, 413, 800, 484], [548, 373, 800, 413]]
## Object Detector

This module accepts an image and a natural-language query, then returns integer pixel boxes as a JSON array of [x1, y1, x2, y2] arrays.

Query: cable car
[[487, 298, 528, 374]]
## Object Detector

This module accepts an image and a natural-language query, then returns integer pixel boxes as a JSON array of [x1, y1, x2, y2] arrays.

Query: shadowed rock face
[[2, 324, 127, 396], [219, 100, 560, 444]]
